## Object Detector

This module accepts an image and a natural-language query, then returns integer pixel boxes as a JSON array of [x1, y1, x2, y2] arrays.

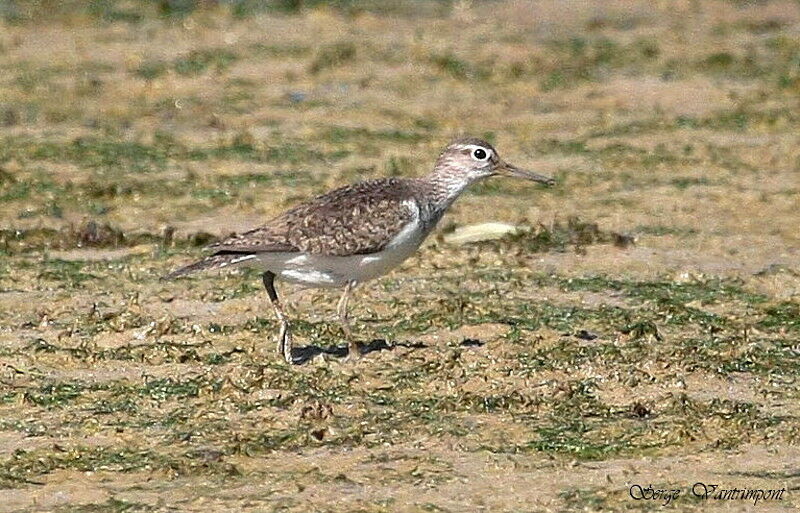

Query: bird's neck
[[418, 167, 476, 212]]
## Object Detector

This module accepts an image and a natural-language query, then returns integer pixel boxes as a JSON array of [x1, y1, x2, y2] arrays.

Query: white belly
[[251, 214, 427, 287]]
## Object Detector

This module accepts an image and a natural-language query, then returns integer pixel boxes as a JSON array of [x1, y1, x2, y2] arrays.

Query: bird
[[164, 137, 554, 364]]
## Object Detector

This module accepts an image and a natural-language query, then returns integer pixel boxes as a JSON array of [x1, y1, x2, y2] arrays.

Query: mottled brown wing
[[208, 178, 418, 257]]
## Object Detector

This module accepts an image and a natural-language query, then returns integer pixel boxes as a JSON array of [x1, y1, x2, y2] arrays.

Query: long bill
[[496, 161, 555, 186]]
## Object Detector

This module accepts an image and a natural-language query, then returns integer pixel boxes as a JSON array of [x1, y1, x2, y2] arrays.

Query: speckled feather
[[211, 178, 420, 256], [164, 179, 423, 278]]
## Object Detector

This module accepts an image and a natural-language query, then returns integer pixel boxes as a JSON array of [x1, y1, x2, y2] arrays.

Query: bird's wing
[[207, 178, 419, 257]]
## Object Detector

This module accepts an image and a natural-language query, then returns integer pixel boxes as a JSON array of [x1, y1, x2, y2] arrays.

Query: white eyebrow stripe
[[453, 144, 493, 157]]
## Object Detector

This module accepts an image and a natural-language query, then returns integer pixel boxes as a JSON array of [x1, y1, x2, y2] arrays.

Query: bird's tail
[[162, 253, 257, 280]]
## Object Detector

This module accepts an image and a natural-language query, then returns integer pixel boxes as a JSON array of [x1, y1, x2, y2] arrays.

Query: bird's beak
[[495, 161, 555, 186]]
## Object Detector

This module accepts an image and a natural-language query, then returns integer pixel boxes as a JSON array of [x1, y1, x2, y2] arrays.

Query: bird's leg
[[262, 271, 293, 364], [337, 280, 359, 358]]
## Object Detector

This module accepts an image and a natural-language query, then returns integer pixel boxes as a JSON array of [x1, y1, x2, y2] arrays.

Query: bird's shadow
[[290, 339, 427, 365]]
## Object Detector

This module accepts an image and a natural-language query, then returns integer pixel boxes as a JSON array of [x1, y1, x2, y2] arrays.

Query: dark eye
[[472, 148, 488, 160]]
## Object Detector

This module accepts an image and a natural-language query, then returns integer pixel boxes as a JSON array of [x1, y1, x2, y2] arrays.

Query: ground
[[0, 0, 799, 511]]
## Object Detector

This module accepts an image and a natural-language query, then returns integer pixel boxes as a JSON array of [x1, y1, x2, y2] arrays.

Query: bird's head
[[436, 137, 555, 186]]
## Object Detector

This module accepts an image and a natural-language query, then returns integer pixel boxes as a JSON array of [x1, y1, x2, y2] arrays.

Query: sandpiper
[[165, 137, 554, 363]]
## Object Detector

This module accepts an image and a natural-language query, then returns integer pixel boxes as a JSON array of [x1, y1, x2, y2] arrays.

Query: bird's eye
[[472, 148, 488, 160]]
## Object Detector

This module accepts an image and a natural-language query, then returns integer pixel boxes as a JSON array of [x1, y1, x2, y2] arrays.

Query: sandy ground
[[0, 1, 799, 511]]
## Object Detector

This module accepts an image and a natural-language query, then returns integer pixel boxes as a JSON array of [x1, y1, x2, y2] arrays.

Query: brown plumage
[[211, 178, 420, 256], [163, 178, 420, 279]]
